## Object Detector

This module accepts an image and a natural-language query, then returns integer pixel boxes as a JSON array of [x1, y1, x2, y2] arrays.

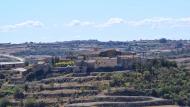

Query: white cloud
[[97, 18, 126, 28], [67, 17, 190, 28], [127, 17, 173, 26], [0, 20, 44, 32], [67, 20, 94, 27], [127, 17, 190, 28]]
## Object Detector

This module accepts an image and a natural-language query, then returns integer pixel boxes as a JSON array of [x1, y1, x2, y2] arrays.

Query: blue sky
[[0, 0, 190, 43]]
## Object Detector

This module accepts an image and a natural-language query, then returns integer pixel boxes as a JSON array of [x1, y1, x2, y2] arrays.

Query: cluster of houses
[[19, 49, 140, 74], [0, 49, 140, 84], [48, 49, 140, 73], [0, 54, 27, 84]]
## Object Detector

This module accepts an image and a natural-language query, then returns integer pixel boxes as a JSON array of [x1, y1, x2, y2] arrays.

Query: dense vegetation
[[25, 64, 52, 81], [54, 61, 75, 67], [24, 98, 46, 107], [99, 49, 122, 57], [111, 58, 190, 106], [0, 86, 23, 97]]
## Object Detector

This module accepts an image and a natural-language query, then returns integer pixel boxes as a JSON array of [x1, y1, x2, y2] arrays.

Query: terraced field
[[169, 57, 190, 71], [8, 71, 178, 107]]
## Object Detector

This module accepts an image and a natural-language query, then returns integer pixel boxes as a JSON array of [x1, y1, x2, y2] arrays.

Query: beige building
[[85, 57, 117, 69], [95, 57, 117, 69]]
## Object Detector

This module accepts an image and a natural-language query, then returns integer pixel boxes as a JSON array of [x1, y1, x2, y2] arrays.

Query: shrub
[[13, 87, 24, 99], [24, 98, 46, 107]]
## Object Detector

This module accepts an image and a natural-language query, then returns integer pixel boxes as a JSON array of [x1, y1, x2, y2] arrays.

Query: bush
[[0, 86, 23, 97], [110, 58, 190, 106], [25, 64, 51, 81], [54, 61, 74, 67], [24, 98, 46, 107], [14, 87, 24, 99], [0, 73, 5, 79], [111, 73, 125, 87]]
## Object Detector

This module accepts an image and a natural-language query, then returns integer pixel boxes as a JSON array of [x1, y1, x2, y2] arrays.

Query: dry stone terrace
[[3, 71, 177, 107], [0, 51, 182, 107]]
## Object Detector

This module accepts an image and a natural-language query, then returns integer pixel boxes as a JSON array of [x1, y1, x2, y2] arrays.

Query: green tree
[[159, 38, 167, 43], [14, 87, 24, 99]]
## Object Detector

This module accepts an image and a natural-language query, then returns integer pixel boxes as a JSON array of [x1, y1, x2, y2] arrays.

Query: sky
[[0, 0, 190, 43]]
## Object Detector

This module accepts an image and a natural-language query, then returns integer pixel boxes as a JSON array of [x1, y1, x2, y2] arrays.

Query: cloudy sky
[[0, 0, 190, 43]]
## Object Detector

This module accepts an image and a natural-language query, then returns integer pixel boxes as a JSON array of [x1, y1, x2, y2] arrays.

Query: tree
[[24, 84, 29, 92], [99, 49, 122, 57], [0, 73, 5, 79], [176, 42, 183, 48], [14, 87, 24, 99], [159, 38, 167, 43]]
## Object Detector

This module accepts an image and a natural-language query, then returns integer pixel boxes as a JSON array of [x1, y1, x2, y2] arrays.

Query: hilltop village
[[0, 39, 190, 107]]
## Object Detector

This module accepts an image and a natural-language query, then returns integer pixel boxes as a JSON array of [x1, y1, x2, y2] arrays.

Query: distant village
[[0, 39, 188, 82], [0, 39, 190, 107]]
